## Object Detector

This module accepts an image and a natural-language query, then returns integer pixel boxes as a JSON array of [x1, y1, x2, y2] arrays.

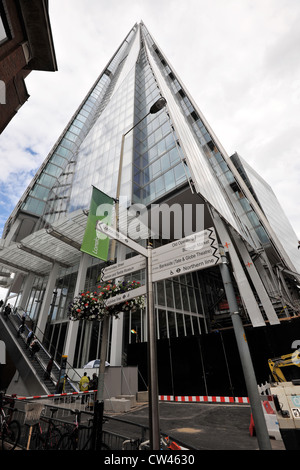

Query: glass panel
[[156, 281, 165, 305], [158, 309, 168, 339], [185, 315, 193, 336], [181, 285, 189, 311], [168, 311, 177, 337], [188, 287, 196, 312], [131, 310, 141, 343], [173, 283, 182, 310], [192, 316, 200, 335], [176, 313, 185, 336], [165, 280, 174, 308]]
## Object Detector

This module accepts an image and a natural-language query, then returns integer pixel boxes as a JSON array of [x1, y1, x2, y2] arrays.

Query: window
[[0, 3, 11, 44], [0, 17, 6, 42]]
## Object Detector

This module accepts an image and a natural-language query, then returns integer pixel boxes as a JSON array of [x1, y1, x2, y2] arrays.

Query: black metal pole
[[92, 400, 104, 450]]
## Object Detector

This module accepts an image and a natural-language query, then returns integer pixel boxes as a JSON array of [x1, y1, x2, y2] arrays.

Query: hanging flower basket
[[68, 280, 145, 321]]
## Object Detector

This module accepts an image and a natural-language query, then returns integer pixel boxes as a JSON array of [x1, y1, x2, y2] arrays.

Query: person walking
[[26, 330, 34, 348], [89, 373, 98, 391], [3, 303, 11, 320], [17, 311, 26, 336], [29, 338, 40, 357], [79, 372, 89, 404]]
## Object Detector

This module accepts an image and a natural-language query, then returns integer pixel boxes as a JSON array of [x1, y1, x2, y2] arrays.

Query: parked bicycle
[[56, 409, 110, 450], [122, 437, 150, 450], [29, 407, 62, 450], [0, 392, 21, 451], [122, 435, 184, 451]]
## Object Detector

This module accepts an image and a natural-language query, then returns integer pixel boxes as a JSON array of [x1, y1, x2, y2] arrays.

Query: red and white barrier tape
[[10, 391, 250, 404], [159, 395, 250, 404], [14, 390, 98, 400]]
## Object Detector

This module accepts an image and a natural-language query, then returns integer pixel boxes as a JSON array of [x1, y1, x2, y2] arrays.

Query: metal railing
[[2, 394, 195, 451], [10, 309, 81, 393]]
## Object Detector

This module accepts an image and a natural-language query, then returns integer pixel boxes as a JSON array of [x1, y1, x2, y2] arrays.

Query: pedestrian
[[17, 311, 26, 336], [89, 373, 98, 391], [44, 356, 54, 380], [79, 372, 89, 403], [0, 299, 3, 310], [62, 374, 67, 392], [26, 330, 34, 348], [29, 338, 40, 357], [3, 303, 11, 320]]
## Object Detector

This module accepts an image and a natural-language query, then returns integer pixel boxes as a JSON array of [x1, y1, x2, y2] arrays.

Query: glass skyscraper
[[1, 22, 299, 369]]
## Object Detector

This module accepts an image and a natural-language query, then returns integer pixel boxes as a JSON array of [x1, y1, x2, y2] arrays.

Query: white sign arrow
[[151, 227, 221, 282], [95, 221, 148, 257], [102, 255, 146, 281], [105, 285, 146, 307]]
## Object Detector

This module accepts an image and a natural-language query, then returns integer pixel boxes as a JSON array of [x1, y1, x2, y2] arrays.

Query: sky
[[0, 0, 299, 259]]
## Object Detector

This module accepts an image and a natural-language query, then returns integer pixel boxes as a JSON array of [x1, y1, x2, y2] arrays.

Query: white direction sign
[[95, 221, 148, 257], [151, 227, 221, 282], [105, 285, 146, 307], [102, 255, 146, 281]]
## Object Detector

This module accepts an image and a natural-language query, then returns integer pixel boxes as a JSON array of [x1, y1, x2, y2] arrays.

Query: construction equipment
[[268, 349, 300, 383], [268, 349, 300, 449], [270, 381, 300, 449]]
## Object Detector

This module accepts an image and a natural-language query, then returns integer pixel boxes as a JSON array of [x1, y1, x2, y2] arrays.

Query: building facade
[[0, 0, 57, 133], [0, 22, 299, 371]]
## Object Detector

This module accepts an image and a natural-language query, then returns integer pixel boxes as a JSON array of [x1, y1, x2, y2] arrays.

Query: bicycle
[[122, 435, 184, 451], [122, 437, 150, 450], [0, 392, 21, 451], [56, 409, 110, 451], [29, 407, 62, 450]]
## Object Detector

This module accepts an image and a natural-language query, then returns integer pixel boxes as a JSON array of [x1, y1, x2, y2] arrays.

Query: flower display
[[68, 280, 145, 321]]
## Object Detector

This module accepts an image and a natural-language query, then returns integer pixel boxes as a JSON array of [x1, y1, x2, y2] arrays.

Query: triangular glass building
[[1, 22, 299, 384]]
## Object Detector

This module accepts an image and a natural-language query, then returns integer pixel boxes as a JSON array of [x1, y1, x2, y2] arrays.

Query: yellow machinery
[[268, 349, 300, 449], [268, 349, 300, 383]]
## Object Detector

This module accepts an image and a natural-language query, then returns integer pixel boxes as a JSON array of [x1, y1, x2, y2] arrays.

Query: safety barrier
[[159, 395, 250, 403], [249, 382, 281, 441], [14, 390, 97, 401], [3, 392, 195, 450]]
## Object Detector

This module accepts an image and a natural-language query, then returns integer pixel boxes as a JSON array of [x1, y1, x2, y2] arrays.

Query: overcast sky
[[0, 0, 299, 246]]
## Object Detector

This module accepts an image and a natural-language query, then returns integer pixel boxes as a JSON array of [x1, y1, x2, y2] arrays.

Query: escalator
[[0, 311, 78, 396]]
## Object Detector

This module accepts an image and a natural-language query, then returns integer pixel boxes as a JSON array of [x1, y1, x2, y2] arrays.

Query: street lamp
[[110, 97, 167, 263], [94, 96, 167, 450], [149, 97, 167, 114]]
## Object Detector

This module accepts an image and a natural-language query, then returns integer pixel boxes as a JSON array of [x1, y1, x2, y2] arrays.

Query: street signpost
[[102, 255, 146, 281], [95, 220, 271, 450], [95, 222, 222, 451], [105, 285, 147, 307], [151, 227, 221, 282], [95, 221, 148, 257], [97, 223, 221, 284]]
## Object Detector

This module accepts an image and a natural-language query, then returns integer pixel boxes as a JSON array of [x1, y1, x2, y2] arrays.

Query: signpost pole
[[219, 250, 272, 450], [146, 243, 160, 450]]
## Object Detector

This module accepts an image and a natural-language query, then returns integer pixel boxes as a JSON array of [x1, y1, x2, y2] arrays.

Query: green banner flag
[[80, 186, 114, 261]]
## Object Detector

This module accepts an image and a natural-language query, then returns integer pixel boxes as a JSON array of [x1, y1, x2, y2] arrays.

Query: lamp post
[[93, 97, 167, 450], [112, 97, 167, 257]]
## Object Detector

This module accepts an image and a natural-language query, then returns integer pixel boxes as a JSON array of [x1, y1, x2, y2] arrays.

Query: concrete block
[[104, 397, 131, 412], [136, 391, 148, 402], [116, 394, 136, 407]]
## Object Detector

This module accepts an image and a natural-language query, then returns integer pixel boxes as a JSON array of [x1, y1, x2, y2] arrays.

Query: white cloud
[[0, 0, 299, 241]]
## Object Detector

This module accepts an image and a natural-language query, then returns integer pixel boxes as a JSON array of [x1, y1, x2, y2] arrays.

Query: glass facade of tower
[[2, 22, 299, 368], [231, 153, 300, 274]]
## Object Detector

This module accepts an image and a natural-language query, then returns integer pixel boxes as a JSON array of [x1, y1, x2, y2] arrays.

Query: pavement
[[103, 401, 286, 451]]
